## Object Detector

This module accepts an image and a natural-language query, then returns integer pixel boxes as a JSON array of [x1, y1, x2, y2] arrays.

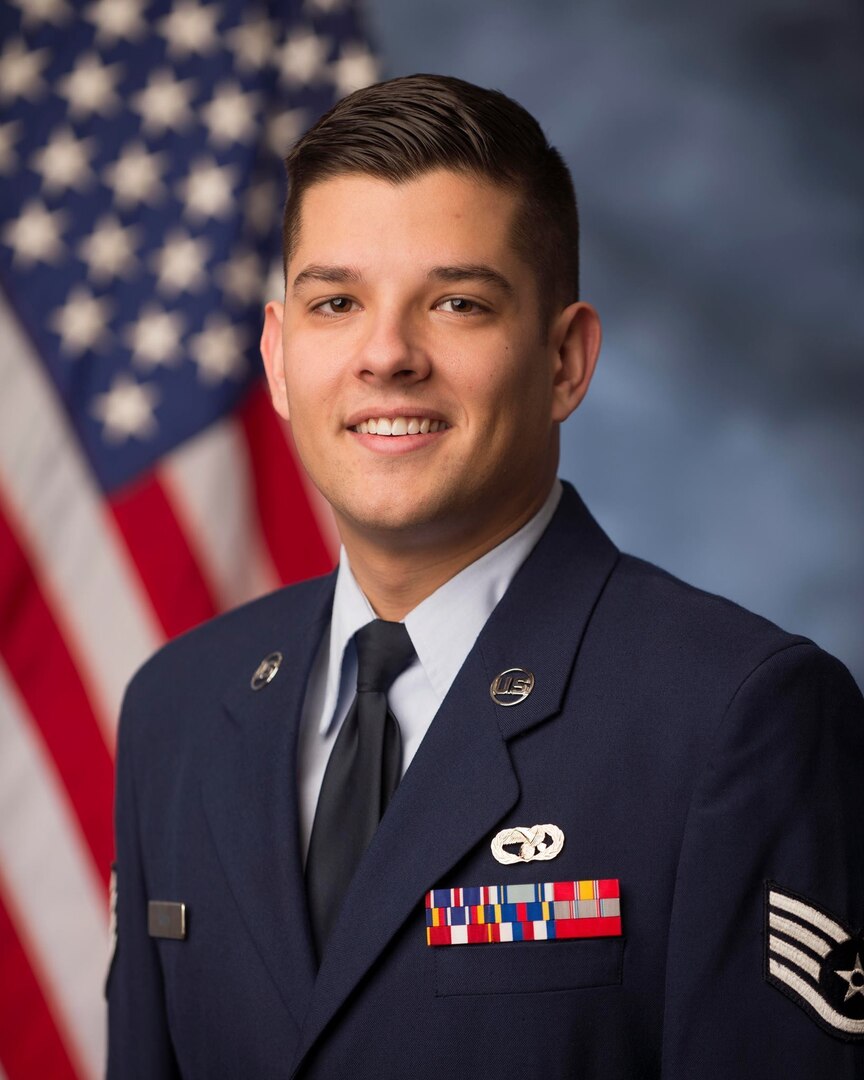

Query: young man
[[108, 75, 864, 1078]]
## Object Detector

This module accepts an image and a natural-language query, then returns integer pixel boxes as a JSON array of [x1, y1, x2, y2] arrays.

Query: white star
[[50, 285, 112, 355], [103, 141, 167, 207], [131, 69, 197, 134], [78, 215, 139, 283], [30, 126, 96, 193], [84, 0, 146, 43], [151, 228, 210, 294], [177, 158, 236, 222], [330, 43, 378, 97], [266, 106, 306, 156], [0, 120, 21, 175], [158, 0, 221, 57], [10, 0, 71, 27], [0, 40, 50, 102], [91, 374, 159, 442], [2, 200, 67, 266], [835, 954, 864, 1003], [201, 81, 260, 147], [225, 11, 273, 72], [216, 249, 264, 307], [243, 176, 279, 235], [189, 314, 248, 384], [57, 52, 123, 118], [124, 303, 185, 369], [277, 28, 330, 86]]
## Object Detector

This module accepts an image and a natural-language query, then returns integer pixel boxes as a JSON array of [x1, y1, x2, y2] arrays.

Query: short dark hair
[[282, 74, 580, 320]]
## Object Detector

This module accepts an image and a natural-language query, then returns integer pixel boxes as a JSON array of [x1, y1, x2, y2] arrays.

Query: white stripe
[[769, 889, 849, 945], [769, 933, 823, 982], [0, 661, 108, 1079], [0, 1056, 8, 1079], [0, 294, 162, 738], [160, 417, 279, 609], [769, 911, 834, 958], [769, 957, 864, 1036]]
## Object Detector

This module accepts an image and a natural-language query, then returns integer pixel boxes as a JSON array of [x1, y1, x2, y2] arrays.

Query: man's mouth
[[350, 416, 450, 435]]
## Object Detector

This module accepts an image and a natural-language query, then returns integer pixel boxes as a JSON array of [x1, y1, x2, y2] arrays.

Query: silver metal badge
[[148, 901, 187, 940], [251, 651, 282, 690], [489, 668, 534, 706], [491, 823, 565, 865], [765, 882, 864, 1039]]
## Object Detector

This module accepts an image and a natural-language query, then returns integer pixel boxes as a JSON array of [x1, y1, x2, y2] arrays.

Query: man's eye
[[314, 297, 354, 315], [438, 297, 485, 315]]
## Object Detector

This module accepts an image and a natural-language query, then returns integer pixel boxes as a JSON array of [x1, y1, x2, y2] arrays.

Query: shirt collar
[[318, 480, 562, 734]]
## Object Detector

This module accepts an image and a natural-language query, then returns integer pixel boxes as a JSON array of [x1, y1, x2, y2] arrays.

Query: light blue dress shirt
[[297, 480, 563, 858]]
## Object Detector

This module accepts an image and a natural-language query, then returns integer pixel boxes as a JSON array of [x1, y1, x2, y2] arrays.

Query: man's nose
[[354, 309, 431, 384]]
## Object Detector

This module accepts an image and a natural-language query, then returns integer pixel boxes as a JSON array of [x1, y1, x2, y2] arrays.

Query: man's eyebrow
[[292, 265, 363, 292], [427, 265, 514, 294]]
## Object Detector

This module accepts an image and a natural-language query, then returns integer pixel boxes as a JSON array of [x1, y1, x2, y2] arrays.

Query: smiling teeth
[[354, 417, 447, 435]]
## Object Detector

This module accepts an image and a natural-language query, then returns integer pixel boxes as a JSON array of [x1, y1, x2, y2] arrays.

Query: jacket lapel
[[201, 574, 335, 1032], [292, 485, 620, 1070]]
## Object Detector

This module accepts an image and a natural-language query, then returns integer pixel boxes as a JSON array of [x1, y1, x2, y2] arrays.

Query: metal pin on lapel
[[250, 651, 282, 690], [489, 668, 534, 706]]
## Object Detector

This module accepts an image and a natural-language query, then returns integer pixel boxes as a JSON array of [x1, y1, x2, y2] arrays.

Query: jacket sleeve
[[106, 677, 181, 1079], [661, 642, 864, 1078]]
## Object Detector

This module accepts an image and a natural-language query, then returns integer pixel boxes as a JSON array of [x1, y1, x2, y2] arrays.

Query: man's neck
[[338, 486, 556, 621]]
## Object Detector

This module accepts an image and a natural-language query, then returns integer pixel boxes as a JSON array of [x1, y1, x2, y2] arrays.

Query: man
[[107, 75, 864, 1078]]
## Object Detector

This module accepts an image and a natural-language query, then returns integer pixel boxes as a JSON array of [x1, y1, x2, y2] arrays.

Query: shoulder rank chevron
[[765, 881, 864, 1040]]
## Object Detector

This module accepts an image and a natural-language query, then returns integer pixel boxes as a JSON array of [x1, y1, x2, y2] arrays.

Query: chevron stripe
[[768, 958, 864, 1037]]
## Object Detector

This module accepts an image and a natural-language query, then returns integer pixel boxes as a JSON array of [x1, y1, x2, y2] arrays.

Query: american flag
[[0, 0, 377, 1074]]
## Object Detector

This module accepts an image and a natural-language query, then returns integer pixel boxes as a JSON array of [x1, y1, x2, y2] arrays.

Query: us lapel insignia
[[491, 823, 564, 864], [765, 881, 864, 1039], [489, 668, 534, 706], [426, 878, 621, 945]]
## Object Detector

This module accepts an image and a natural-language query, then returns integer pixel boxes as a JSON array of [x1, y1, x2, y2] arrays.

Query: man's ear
[[260, 300, 290, 421], [549, 302, 602, 423]]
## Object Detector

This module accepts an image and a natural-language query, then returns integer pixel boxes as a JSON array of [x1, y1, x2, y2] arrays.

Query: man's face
[[262, 169, 597, 555]]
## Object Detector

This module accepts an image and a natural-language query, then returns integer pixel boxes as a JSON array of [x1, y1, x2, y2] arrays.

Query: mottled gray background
[[365, 0, 864, 684]]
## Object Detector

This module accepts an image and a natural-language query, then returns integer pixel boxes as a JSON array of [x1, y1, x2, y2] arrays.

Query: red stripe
[[554, 916, 622, 940], [109, 473, 218, 639], [553, 881, 576, 901], [597, 878, 619, 899], [0, 494, 113, 888], [427, 926, 451, 946], [237, 383, 334, 585], [0, 879, 79, 1080]]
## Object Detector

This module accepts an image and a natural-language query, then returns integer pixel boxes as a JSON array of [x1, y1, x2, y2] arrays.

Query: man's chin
[[332, 492, 470, 549]]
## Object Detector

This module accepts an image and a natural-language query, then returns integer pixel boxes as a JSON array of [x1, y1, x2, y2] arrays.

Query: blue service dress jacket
[[107, 483, 864, 1079]]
